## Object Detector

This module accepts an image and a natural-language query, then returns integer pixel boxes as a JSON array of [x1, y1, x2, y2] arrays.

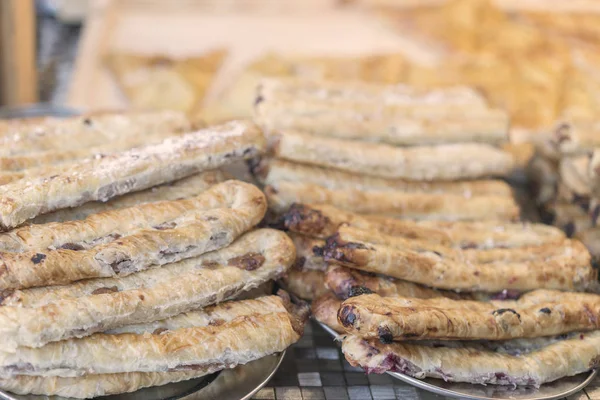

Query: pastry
[[282, 203, 565, 248], [553, 118, 600, 155], [271, 130, 515, 180], [0, 120, 265, 230], [105, 50, 227, 115], [32, 170, 226, 224], [325, 265, 466, 301], [341, 331, 600, 386], [543, 202, 592, 237], [526, 154, 559, 206], [323, 232, 594, 292], [559, 155, 591, 199], [312, 292, 345, 333], [0, 370, 211, 399], [266, 181, 520, 220], [255, 79, 508, 146], [0, 301, 307, 376], [338, 292, 600, 341], [332, 225, 587, 265], [0, 181, 266, 289], [0, 228, 295, 349], [255, 158, 514, 197], [279, 267, 328, 301], [289, 233, 327, 271], [0, 111, 191, 157]]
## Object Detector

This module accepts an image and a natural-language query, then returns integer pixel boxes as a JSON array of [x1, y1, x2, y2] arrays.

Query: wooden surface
[[0, 0, 38, 106]]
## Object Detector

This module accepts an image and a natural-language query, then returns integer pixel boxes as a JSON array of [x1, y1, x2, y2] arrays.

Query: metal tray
[[317, 321, 597, 400], [0, 351, 284, 400]]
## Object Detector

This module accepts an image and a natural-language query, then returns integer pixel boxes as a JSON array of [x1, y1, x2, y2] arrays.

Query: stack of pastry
[[251, 77, 520, 301], [279, 204, 600, 386], [528, 117, 600, 262], [0, 117, 307, 398]]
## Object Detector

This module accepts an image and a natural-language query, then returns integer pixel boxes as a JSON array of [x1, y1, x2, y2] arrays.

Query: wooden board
[[67, 0, 439, 112]]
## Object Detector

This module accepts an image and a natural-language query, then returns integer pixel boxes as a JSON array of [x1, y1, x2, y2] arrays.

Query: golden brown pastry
[[312, 292, 345, 333], [289, 233, 327, 271], [255, 158, 513, 197], [271, 130, 515, 181], [0, 181, 266, 290], [266, 181, 520, 221], [279, 267, 328, 301], [338, 292, 600, 341], [0, 298, 307, 376], [255, 78, 508, 146], [342, 331, 600, 386], [323, 231, 594, 292], [0, 228, 294, 350], [325, 264, 466, 301], [105, 50, 227, 115], [283, 203, 565, 248], [0, 120, 265, 230], [31, 170, 227, 224], [0, 111, 192, 157]]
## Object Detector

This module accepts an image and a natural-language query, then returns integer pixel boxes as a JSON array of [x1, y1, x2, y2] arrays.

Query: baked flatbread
[[0, 111, 192, 157], [323, 231, 594, 292], [0, 120, 265, 230], [255, 158, 513, 197], [272, 130, 515, 180], [31, 170, 226, 224], [283, 204, 565, 248], [0, 228, 295, 350], [338, 292, 600, 341], [0, 181, 266, 289], [266, 181, 520, 221], [0, 299, 307, 376], [342, 331, 600, 386], [106, 50, 227, 115]]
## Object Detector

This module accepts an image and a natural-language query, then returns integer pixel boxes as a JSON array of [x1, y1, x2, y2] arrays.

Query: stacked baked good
[[251, 77, 519, 301], [0, 115, 307, 398], [528, 118, 600, 262]]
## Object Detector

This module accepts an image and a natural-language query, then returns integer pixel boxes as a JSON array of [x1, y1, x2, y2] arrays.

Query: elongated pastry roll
[[342, 332, 600, 386], [0, 120, 265, 230], [338, 292, 600, 341], [0, 181, 266, 290], [0, 370, 212, 399], [323, 232, 594, 292], [266, 182, 519, 221], [0, 228, 295, 350], [255, 158, 513, 197], [0, 296, 308, 376], [32, 170, 226, 224], [0, 110, 192, 157], [271, 130, 514, 181], [283, 204, 565, 248]]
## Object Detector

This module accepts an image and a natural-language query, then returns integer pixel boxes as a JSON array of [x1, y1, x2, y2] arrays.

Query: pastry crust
[[338, 292, 600, 341], [333, 225, 588, 266], [266, 182, 520, 221], [0, 181, 266, 289], [0, 370, 211, 399], [271, 130, 515, 181], [342, 331, 600, 386], [0, 120, 265, 230], [312, 292, 345, 333], [324, 264, 466, 301], [0, 111, 192, 157], [32, 170, 226, 224], [283, 203, 565, 248], [256, 158, 514, 197], [0, 229, 295, 349], [279, 267, 328, 301], [0, 312, 304, 376], [323, 232, 594, 292], [255, 82, 508, 146], [289, 233, 326, 271]]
